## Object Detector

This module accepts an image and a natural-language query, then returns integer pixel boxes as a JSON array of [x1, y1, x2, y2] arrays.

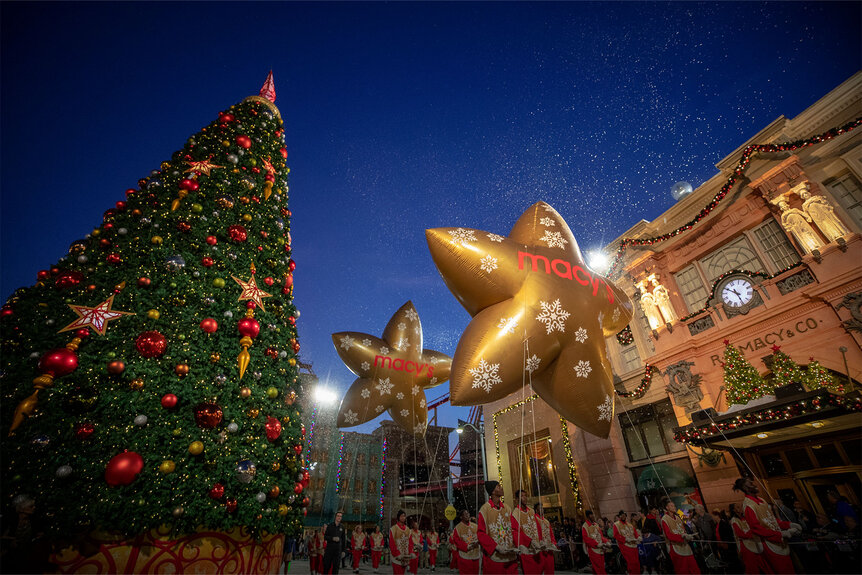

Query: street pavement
[[282, 559, 592, 574]]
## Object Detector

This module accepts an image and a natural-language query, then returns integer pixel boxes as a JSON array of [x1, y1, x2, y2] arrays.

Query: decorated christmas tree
[[722, 340, 771, 405], [0, 75, 307, 562], [804, 358, 844, 394], [768, 345, 806, 389]]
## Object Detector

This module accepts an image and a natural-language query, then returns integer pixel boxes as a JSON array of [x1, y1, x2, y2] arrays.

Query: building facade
[[484, 72, 862, 519]]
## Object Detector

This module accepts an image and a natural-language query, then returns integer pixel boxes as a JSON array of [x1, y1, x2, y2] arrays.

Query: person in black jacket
[[323, 511, 347, 575]]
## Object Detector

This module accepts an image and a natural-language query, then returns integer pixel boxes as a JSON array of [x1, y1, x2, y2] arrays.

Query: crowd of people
[[297, 478, 859, 574]]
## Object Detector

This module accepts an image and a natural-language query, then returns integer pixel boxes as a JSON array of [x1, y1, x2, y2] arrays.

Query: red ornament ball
[[75, 328, 90, 339], [202, 256, 214, 267], [194, 402, 224, 429], [161, 393, 179, 409], [237, 317, 260, 339], [218, 112, 235, 124], [265, 416, 282, 442], [206, 235, 218, 246], [105, 451, 144, 487], [288, 259, 296, 272], [302, 496, 310, 507], [39, 348, 79, 378], [288, 316, 296, 326], [75, 422, 95, 440], [284, 274, 294, 289], [125, 188, 137, 198], [55, 270, 84, 290], [115, 201, 127, 211], [280, 147, 288, 159], [136, 331, 167, 358], [99, 238, 112, 248], [264, 276, 274, 286], [293, 482, 304, 495], [179, 178, 198, 191], [106, 253, 122, 265], [200, 318, 219, 333], [106, 360, 126, 375], [37, 270, 51, 281], [137, 277, 151, 288], [227, 225, 248, 243], [209, 483, 225, 499], [293, 444, 303, 455], [176, 221, 191, 233], [236, 135, 252, 149], [225, 497, 238, 513]]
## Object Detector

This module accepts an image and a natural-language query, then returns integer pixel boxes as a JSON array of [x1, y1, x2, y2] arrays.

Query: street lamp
[[456, 422, 487, 483]]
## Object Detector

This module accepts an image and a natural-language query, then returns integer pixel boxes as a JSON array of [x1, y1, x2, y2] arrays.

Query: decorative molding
[[776, 269, 815, 295], [664, 360, 704, 413], [687, 315, 715, 336], [836, 291, 862, 333]]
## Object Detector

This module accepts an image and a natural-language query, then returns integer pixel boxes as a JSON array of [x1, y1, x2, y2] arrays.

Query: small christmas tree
[[1, 75, 308, 547], [769, 346, 806, 389], [722, 340, 770, 405], [804, 358, 844, 394]]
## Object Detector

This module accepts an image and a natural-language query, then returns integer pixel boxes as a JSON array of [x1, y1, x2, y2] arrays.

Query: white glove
[[790, 523, 802, 534], [636, 537, 643, 544], [780, 530, 793, 540]]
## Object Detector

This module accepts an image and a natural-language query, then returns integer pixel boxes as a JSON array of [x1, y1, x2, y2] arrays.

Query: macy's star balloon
[[332, 301, 451, 436], [426, 202, 633, 438]]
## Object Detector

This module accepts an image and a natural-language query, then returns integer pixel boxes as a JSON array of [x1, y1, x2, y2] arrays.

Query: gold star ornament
[[426, 202, 633, 438], [232, 265, 272, 311], [57, 294, 135, 336], [184, 156, 223, 176], [332, 301, 451, 436]]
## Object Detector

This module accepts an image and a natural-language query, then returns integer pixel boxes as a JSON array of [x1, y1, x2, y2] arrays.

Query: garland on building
[[615, 363, 654, 399], [607, 117, 862, 278], [378, 436, 387, 519], [334, 432, 345, 493], [615, 325, 634, 346]]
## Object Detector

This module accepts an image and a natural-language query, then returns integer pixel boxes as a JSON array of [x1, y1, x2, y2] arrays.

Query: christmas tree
[[722, 340, 771, 405], [0, 75, 308, 543], [804, 359, 844, 394], [769, 346, 806, 388]]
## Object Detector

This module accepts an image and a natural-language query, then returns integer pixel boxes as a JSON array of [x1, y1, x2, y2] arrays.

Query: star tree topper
[[332, 301, 451, 436], [58, 294, 135, 336], [232, 263, 272, 311], [426, 202, 633, 438]]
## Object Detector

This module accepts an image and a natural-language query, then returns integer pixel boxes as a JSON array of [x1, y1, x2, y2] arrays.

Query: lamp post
[[456, 422, 487, 484]]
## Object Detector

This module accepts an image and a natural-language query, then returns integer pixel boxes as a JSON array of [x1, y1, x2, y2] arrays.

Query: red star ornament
[[332, 302, 451, 436], [184, 156, 223, 176], [426, 201, 634, 438], [261, 156, 277, 176], [232, 271, 272, 311], [58, 294, 135, 336]]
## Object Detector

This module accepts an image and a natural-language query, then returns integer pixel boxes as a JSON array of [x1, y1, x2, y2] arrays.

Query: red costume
[[450, 521, 480, 575], [427, 532, 439, 567], [536, 514, 557, 574], [389, 522, 412, 575], [743, 494, 795, 574], [581, 520, 608, 575], [613, 520, 640, 575], [370, 531, 384, 570], [661, 513, 701, 575], [352, 532, 367, 570], [478, 499, 518, 574], [310, 532, 325, 574], [731, 516, 772, 574], [409, 529, 422, 575], [512, 504, 543, 574]]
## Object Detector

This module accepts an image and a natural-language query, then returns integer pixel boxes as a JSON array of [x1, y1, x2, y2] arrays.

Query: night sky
[[2, 2, 859, 434]]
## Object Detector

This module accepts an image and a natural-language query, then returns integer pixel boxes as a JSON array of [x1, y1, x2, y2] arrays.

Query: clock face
[[721, 278, 754, 307]]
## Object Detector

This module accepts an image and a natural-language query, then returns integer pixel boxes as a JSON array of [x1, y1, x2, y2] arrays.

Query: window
[[369, 480, 377, 492], [358, 453, 366, 465], [700, 236, 766, 281], [354, 479, 361, 491], [507, 430, 560, 499], [620, 344, 641, 373], [825, 172, 862, 229], [618, 399, 686, 462], [674, 265, 710, 312], [753, 220, 800, 270]]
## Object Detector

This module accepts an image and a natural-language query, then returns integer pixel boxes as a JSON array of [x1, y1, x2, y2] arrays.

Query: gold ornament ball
[[240, 387, 251, 398], [151, 236, 163, 245], [129, 378, 144, 391], [288, 358, 296, 366], [175, 363, 190, 376], [222, 140, 231, 147], [213, 278, 225, 288], [188, 441, 204, 455], [268, 485, 280, 498], [278, 504, 289, 516], [191, 203, 203, 213], [172, 428, 183, 436], [159, 460, 176, 474], [147, 309, 160, 319], [242, 213, 253, 222], [271, 462, 281, 472], [210, 353, 221, 363], [266, 387, 279, 399], [247, 408, 260, 419]]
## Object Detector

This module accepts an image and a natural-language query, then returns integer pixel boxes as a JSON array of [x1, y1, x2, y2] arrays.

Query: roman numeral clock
[[710, 272, 765, 318]]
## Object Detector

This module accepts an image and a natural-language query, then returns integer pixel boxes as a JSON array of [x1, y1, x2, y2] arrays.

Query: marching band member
[[511, 490, 543, 574], [450, 509, 481, 575], [478, 481, 518, 574], [582, 510, 610, 575], [613, 511, 641, 575], [660, 498, 700, 575], [370, 525, 385, 573]]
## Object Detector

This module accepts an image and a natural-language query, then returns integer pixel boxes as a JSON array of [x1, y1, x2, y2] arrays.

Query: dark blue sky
[[2, 2, 859, 433]]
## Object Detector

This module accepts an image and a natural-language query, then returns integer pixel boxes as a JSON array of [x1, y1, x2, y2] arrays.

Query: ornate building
[[483, 72, 862, 519]]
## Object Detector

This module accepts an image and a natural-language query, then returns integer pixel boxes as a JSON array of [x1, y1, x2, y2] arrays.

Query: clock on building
[[711, 273, 764, 317]]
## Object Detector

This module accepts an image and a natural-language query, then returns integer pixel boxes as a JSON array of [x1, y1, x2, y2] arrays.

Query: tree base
[[49, 526, 284, 574]]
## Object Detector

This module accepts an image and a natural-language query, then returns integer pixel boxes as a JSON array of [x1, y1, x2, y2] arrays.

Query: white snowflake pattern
[[396, 392, 404, 400], [400, 409, 410, 417], [398, 322, 407, 331], [343, 410, 359, 424], [361, 361, 371, 371], [541, 204, 555, 213], [448, 228, 477, 246], [396, 337, 410, 350], [575, 327, 588, 343], [487, 233, 505, 243], [535, 299, 571, 334], [413, 423, 426, 434], [574, 360, 592, 378], [612, 308, 621, 322], [339, 335, 355, 350], [497, 316, 518, 335], [539, 217, 556, 227], [419, 398, 426, 408], [412, 385, 420, 396], [597, 394, 613, 422], [362, 338, 372, 347], [540, 230, 569, 249], [361, 388, 371, 399], [525, 354, 541, 373], [414, 326, 421, 335], [405, 309, 419, 322], [480, 255, 498, 274], [429, 356, 439, 364], [375, 405, 385, 414], [429, 377, 438, 385], [375, 378, 394, 395], [380, 346, 390, 355], [469, 358, 502, 393]]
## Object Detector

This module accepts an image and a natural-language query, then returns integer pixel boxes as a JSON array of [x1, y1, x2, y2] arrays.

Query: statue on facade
[[639, 290, 663, 331], [798, 186, 850, 243], [772, 197, 825, 254], [664, 360, 703, 412], [651, 277, 677, 324]]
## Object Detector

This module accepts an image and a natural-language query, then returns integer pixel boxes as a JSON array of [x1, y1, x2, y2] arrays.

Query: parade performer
[[534, 503, 557, 574], [511, 490, 543, 574], [735, 478, 800, 574], [478, 481, 518, 574], [409, 519, 422, 575], [613, 511, 641, 575], [426, 529, 439, 571], [370, 525, 385, 573], [309, 528, 322, 575], [390, 510, 415, 575], [352, 525, 367, 574], [450, 510, 481, 575], [582, 510, 610, 575], [660, 498, 700, 575], [729, 503, 771, 574]]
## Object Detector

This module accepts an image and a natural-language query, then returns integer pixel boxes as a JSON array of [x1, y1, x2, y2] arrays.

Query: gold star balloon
[[426, 202, 633, 438], [332, 301, 451, 436]]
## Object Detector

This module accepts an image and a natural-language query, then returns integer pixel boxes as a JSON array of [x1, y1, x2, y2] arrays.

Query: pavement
[[282, 560, 592, 575]]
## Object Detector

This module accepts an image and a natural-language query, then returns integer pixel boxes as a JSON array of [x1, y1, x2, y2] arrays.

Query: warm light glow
[[756, 432, 768, 439], [587, 250, 609, 273], [810, 421, 824, 428], [314, 386, 338, 405], [456, 427, 464, 434]]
